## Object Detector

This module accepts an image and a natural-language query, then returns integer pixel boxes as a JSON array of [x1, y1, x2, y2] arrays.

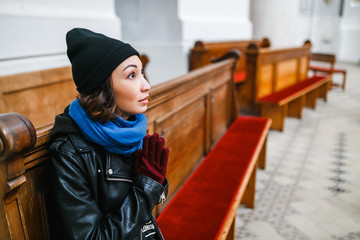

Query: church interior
[[0, 0, 359, 239]]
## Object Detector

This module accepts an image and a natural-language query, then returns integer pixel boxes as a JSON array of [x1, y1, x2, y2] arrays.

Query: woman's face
[[111, 55, 151, 120]]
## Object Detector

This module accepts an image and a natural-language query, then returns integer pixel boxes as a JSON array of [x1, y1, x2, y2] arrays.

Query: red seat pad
[[310, 65, 346, 73], [234, 71, 247, 83], [157, 116, 271, 239], [257, 76, 329, 104], [310, 65, 332, 72]]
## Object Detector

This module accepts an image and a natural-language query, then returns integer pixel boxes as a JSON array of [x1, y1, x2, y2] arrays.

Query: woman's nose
[[141, 76, 151, 92]]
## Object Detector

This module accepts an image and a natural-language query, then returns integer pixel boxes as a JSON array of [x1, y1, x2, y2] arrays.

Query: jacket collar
[[68, 133, 100, 153]]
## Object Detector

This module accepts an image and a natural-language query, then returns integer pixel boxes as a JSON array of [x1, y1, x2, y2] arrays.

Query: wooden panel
[[287, 96, 305, 119], [276, 59, 297, 91], [4, 192, 27, 240], [0, 67, 72, 94], [259, 45, 311, 65], [0, 67, 76, 129], [3, 162, 60, 240], [3, 81, 76, 128], [298, 56, 309, 81], [21, 163, 52, 240], [189, 38, 271, 76], [146, 61, 232, 124], [240, 162, 258, 208], [257, 64, 273, 98], [305, 88, 318, 109], [244, 42, 312, 111], [260, 104, 287, 131], [154, 97, 207, 211], [211, 83, 230, 145]]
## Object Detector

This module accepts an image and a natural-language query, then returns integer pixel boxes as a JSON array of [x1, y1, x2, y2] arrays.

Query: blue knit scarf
[[69, 98, 147, 156]]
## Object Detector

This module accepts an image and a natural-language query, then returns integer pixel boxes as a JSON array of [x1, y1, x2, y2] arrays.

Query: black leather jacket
[[49, 108, 167, 240]]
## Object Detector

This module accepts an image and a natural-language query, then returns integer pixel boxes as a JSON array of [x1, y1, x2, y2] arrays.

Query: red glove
[[134, 133, 169, 184]]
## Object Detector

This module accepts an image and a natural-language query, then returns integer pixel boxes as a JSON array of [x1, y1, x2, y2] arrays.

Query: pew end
[[243, 41, 331, 130], [309, 52, 346, 91], [189, 38, 271, 111]]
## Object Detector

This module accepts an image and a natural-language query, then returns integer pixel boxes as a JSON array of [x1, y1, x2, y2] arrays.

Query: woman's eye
[[128, 72, 136, 79]]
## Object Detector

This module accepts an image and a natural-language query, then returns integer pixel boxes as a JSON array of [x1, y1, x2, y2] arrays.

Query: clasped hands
[[134, 133, 169, 184]]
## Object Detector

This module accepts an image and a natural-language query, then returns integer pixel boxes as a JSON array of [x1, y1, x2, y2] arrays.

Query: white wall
[[116, 0, 186, 86], [250, 0, 301, 48], [252, 0, 359, 63], [0, 0, 121, 76], [178, 0, 252, 48], [1, 0, 358, 79], [298, 0, 342, 54], [116, 0, 182, 42], [117, 0, 252, 86], [297, 0, 360, 63], [338, 0, 360, 63]]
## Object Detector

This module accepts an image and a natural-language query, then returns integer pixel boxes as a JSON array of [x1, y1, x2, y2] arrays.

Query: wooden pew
[[189, 38, 271, 106], [145, 53, 240, 215], [309, 53, 346, 90], [242, 41, 331, 131], [0, 52, 271, 240], [189, 38, 271, 80], [0, 55, 150, 129], [157, 116, 271, 239], [0, 67, 76, 128]]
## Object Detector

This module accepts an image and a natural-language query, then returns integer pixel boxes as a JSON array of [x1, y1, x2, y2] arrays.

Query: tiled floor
[[235, 63, 360, 240]]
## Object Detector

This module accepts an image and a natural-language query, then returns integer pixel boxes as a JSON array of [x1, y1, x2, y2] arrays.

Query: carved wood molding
[[0, 113, 36, 180]]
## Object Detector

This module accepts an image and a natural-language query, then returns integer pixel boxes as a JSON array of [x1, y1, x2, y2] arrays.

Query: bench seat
[[257, 75, 330, 131], [157, 116, 272, 240], [310, 65, 346, 90], [310, 65, 346, 74], [233, 71, 246, 84]]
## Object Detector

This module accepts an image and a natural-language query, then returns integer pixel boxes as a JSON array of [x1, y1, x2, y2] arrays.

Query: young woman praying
[[50, 28, 169, 240]]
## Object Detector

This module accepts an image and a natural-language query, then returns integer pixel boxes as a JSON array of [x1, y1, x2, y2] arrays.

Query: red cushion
[[156, 116, 271, 239], [310, 65, 331, 72], [310, 65, 346, 74], [257, 76, 329, 104], [234, 71, 247, 83]]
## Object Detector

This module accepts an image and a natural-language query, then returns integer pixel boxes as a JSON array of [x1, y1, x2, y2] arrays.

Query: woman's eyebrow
[[123, 64, 137, 71]]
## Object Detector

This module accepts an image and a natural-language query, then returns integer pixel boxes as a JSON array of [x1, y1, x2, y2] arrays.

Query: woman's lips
[[139, 96, 149, 105]]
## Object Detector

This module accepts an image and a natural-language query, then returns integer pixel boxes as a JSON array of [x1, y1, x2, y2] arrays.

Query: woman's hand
[[134, 133, 169, 184]]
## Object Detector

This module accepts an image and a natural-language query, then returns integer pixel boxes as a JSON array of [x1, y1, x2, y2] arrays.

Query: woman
[[50, 28, 169, 240]]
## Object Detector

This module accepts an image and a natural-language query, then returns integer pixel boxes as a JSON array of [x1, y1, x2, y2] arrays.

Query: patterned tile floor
[[235, 63, 360, 240]]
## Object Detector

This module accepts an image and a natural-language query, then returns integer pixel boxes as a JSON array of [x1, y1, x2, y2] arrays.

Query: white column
[[0, 0, 121, 76], [178, 0, 252, 49], [338, 0, 360, 63], [116, 0, 185, 86], [297, 0, 360, 63], [299, 0, 342, 54], [250, 0, 301, 48]]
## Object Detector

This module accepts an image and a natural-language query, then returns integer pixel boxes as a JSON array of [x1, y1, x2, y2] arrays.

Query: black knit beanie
[[66, 28, 140, 95]]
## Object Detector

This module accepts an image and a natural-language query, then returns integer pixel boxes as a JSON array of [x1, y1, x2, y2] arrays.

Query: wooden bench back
[[310, 53, 336, 70], [304, 40, 336, 71], [242, 41, 312, 110], [189, 38, 270, 75], [0, 55, 150, 129], [0, 67, 76, 129], [0, 54, 238, 239]]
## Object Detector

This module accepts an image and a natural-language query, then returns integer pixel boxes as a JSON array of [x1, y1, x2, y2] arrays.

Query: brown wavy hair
[[77, 77, 119, 123]]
